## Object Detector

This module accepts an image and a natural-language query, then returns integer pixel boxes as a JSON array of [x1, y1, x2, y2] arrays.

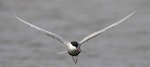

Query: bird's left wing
[[9, 10, 69, 45], [79, 10, 137, 45]]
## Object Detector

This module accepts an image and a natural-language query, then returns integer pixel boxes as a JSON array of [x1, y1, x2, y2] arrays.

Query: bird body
[[67, 41, 81, 56]]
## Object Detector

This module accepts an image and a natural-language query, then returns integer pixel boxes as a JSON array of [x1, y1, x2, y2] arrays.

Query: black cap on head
[[71, 41, 78, 47]]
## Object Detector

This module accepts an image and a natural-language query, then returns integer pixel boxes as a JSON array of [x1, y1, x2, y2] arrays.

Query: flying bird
[[9, 10, 136, 64]]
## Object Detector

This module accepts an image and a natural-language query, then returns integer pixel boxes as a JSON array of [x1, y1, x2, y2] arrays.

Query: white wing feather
[[79, 10, 136, 45], [9, 10, 69, 45]]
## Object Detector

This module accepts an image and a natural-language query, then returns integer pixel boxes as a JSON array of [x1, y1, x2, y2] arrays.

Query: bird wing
[[9, 10, 69, 45], [79, 10, 137, 45]]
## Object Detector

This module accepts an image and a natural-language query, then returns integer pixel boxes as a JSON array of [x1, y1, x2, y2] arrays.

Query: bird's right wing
[[9, 10, 69, 45], [79, 10, 137, 45]]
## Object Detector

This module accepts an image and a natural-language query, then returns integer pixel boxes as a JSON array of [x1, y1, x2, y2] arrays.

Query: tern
[[9, 10, 136, 64]]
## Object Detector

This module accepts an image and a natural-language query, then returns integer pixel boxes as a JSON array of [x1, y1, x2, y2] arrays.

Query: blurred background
[[0, 0, 150, 67]]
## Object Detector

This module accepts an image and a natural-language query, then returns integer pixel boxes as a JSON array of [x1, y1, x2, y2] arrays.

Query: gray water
[[0, 0, 150, 67]]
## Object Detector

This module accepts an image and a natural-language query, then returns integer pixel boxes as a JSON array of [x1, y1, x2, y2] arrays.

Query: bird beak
[[72, 56, 78, 64]]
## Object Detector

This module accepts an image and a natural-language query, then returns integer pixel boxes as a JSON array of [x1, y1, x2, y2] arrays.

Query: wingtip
[[7, 9, 14, 16], [132, 8, 139, 14], [8, 9, 18, 19]]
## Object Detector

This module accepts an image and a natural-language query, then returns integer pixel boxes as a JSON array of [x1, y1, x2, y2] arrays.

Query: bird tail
[[72, 56, 78, 64]]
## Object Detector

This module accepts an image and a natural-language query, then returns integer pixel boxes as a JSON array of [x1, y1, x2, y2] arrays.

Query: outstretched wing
[[9, 10, 69, 45], [79, 10, 137, 45]]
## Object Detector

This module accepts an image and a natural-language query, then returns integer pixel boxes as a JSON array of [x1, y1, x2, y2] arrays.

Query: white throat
[[67, 43, 76, 50]]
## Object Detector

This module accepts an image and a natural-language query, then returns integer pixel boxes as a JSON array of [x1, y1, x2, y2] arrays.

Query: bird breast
[[68, 49, 80, 56]]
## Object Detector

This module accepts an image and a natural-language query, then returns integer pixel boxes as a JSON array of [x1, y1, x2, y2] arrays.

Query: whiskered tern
[[9, 10, 136, 64]]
